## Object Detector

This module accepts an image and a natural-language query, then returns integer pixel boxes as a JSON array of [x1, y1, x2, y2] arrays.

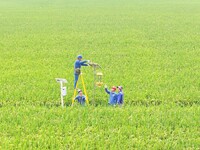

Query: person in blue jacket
[[74, 89, 86, 106], [74, 55, 89, 88], [117, 86, 124, 106], [104, 85, 118, 105]]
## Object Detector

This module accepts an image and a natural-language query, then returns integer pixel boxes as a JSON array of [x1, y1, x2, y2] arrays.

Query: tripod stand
[[72, 73, 89, 105]]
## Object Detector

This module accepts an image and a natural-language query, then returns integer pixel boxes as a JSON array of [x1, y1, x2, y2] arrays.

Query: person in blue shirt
[[74, 55, 89, 88], [74, 89, 86, 106], [104, 85, 118, 105], [117, 86, 124, 106]]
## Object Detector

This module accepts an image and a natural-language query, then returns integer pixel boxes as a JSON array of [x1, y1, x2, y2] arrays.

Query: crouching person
[[74, 89, 86, 106], [117, 86, 124, 106], [104, 85, 118, 106]]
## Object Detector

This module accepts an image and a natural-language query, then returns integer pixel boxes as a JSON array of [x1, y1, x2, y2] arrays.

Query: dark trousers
[[74, 74, 79, 88]]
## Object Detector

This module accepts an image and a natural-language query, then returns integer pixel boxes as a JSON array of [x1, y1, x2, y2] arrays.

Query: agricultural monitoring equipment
[[88, 62, 103, 102], [96, 72, 103, 87], [55, 78, 67, 107]]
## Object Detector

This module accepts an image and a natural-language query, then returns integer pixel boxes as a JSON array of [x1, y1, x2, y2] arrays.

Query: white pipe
[[60, 81, 64, 107]]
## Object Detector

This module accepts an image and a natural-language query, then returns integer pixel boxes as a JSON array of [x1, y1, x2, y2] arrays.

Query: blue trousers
[[74, 74, 79, 88]]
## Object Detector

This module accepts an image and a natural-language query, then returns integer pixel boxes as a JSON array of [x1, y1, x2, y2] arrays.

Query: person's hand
[[104, 85, 108, 88], [87, 60, 90, 63]]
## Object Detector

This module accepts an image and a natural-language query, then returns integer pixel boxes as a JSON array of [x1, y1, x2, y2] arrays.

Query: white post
[[55, 78, 67, 107], [60, 81, 64, 107]]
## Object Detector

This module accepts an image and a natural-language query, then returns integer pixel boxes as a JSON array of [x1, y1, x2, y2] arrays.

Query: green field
[[0, 0, 200, 149]]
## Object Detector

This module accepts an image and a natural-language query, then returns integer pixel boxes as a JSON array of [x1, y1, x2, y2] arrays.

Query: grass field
[[1, 105, 199, 149], [0, 0, 200, 149]]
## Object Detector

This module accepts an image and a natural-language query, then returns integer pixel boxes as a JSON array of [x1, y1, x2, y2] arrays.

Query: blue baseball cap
[[77, 55, 82, 59]]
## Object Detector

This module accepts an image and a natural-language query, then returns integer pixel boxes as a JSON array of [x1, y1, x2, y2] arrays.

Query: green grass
[[0, 0, 200, 149], [0, 105, 199, 149], [0, 0, 200, 105]]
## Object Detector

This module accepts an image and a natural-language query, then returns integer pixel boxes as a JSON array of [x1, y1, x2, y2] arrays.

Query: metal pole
[[72, 76, 79, 106], [81, 73, 89, 104], [60, 81, 64, 107], [93, 67, 96, 104]]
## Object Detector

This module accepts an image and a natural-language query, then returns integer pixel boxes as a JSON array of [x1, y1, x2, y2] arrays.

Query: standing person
[[74, 89, 86, 106], [104, 85, 118, 105], [74, 55, 89, 88], [117, 86, 124, 106]]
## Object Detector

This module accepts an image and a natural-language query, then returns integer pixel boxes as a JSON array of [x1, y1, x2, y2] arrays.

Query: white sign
[[62, 87, 66, 96]]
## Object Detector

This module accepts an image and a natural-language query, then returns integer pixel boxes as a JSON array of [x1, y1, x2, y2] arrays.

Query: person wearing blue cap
[[74, 55, 90, 88], [117, 86, 124, 106]]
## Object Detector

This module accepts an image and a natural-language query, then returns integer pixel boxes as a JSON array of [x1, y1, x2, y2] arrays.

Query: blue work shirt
[[74, 95, 86, 105], [105, 88, 117, 105], [117, 91, 124, 105], [74, 60, 88, 73]]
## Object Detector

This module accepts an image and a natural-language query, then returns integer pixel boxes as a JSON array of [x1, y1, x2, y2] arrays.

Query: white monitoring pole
[[55, 78, 68, 107]]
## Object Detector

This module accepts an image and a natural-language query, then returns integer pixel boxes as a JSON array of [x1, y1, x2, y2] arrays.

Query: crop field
[[0, 0, 200, 149]]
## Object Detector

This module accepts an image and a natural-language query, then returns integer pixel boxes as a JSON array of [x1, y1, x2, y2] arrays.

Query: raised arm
[[80, 60, 88, 65], [105, 88, 110, 94], [81, 63, 88, 66]]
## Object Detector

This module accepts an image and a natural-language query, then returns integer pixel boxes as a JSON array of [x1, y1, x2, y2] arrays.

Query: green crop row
[[0, 0, 200, 105], [0, 105, 199, 149]]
